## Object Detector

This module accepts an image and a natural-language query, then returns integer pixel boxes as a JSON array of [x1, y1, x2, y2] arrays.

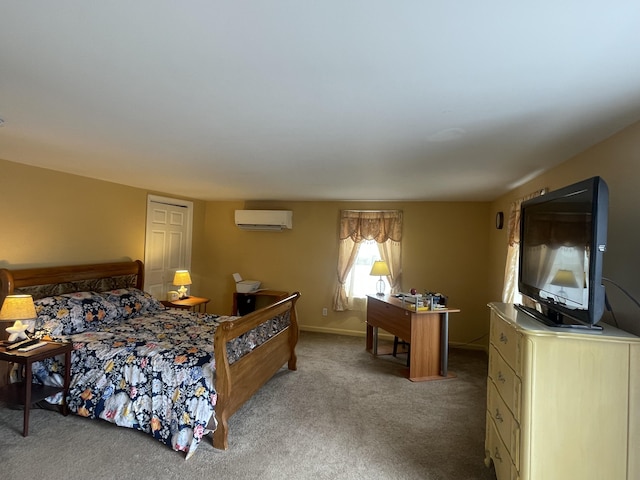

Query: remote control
[[6, 338, 40, 351], [18, 341, 48, 352]]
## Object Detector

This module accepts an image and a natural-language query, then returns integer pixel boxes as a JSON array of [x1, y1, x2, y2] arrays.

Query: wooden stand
[[366, 295, 459, 381], [161, 296, 210, 312], [0, 341, 72, 436], [232, 290, 288, 316]]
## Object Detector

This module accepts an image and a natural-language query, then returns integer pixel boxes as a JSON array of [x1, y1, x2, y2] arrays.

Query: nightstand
[[232, 290, 288, 315], [0, 341, 73, 436], [161, 296, 210, 313]]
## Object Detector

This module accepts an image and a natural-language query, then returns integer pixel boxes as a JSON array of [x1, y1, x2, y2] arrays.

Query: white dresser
[[485, 303, 640, 480]]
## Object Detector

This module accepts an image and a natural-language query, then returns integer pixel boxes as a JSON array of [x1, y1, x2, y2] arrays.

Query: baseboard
[[299, 325, 366, 338], [300, 326, 410, 342], [300, 325, 488, 353], [450, 341, 488, 353]]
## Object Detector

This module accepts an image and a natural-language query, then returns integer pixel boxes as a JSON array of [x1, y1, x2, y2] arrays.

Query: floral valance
[[338, 210, 403, 243]]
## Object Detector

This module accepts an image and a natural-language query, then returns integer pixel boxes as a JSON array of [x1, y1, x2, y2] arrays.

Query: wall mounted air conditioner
[[234, 210, 293, 231]]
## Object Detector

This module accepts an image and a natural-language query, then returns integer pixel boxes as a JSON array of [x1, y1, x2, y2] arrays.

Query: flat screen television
[[516, 176, 608, 330]]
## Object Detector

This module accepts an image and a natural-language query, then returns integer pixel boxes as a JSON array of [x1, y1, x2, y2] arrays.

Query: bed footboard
[[213, 291, 300, 450]]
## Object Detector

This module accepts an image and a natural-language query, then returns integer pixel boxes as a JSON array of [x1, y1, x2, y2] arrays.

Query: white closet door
[[144, 195, 193, 299]]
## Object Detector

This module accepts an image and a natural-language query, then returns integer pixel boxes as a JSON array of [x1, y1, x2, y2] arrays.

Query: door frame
[[144, 194, 194, 292]]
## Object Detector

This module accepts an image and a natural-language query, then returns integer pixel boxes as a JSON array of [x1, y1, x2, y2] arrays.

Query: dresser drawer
[[490, 313, 522, 374], [487, 380, 520, 469], [489, 345, 521, 419], [486, 416, 519, 480]]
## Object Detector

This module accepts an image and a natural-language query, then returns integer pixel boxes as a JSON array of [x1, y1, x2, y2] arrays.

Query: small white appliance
[[232, 273, 261, 293]]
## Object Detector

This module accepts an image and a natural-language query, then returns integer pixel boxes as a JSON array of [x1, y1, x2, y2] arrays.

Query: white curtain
[[334, 236, 361, 311], [377, 239, 402, 293], [502, 189, 546, 304]]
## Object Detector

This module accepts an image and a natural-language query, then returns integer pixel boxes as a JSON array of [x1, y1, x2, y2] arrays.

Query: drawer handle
[[499, 332, 508, 344], [497, 371, 506, 383], [494, 447, 502, 462], [495, 408, 503, 423]]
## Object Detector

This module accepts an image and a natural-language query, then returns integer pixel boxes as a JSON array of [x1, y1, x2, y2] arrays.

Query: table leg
[[372, 326, 379, 355], [440, 312, 449, 377], [63, 349, 71, 416], [23, 361, 32, 436]]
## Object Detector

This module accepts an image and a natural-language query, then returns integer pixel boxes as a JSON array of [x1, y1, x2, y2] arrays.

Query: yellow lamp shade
[[0, 295, 37, 321], [173, 270, 192, 286], [369, 261, 390, 277]]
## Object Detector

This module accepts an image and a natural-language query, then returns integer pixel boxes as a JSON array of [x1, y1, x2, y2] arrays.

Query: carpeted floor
[[0, 332, 497, 480]]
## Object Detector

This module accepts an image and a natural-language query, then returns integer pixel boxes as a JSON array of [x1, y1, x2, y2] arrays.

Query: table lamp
[[370, 260, 390, 296], [173, 270, 192, 299], [0, 294, 37, 342]]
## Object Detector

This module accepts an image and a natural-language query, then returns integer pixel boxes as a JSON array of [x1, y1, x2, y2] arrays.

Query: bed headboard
[[0, 260, 145, 305]]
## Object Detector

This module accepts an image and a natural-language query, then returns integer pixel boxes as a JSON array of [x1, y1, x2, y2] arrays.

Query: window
[[333, 210, 402, 311], [344, 240, 390, 298]]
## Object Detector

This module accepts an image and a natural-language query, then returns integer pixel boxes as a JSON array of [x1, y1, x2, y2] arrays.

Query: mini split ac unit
[[234, 210, 293, 231]]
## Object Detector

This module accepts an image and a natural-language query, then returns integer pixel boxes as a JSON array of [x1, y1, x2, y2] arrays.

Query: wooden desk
[[232, 290, 288, 315], [161, 296, 210, 312], [366, 295, 460, 381]]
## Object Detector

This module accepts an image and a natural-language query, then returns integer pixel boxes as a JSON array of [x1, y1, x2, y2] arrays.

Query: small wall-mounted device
[[234, 210, 293, 231]]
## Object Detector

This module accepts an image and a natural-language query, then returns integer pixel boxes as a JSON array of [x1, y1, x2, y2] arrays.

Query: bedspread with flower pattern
[[32, 307, 291, 459]]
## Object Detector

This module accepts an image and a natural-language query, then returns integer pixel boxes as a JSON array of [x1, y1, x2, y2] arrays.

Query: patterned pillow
[[100, 288, 163, 319], [34, 291, 119, 336]]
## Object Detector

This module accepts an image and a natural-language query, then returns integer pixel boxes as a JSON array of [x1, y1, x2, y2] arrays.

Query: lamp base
[[376, 277, 385, 296], [6, 320, 30, 342], [177, 285, 189, 299]]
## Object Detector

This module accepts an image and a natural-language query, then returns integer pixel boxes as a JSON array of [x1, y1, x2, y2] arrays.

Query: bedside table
[[161, 296, 210, 313], [0, 341, 73, 436], [232, 290, 288, 315]]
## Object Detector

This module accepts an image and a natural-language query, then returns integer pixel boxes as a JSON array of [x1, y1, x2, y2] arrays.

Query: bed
[[0, 260, 300, 458]]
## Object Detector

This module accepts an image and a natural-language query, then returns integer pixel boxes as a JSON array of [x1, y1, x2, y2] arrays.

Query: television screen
[[517, 176, 608, 329]]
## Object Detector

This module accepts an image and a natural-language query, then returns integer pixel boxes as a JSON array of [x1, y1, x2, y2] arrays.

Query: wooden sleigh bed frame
[[0, 260, 300, 451]]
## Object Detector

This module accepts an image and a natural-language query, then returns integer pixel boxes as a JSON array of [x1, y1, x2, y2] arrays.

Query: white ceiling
[[1, 2, 640, 202]]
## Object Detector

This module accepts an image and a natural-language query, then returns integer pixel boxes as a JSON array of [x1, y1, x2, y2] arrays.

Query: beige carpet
[[0, 332, 497, 480]]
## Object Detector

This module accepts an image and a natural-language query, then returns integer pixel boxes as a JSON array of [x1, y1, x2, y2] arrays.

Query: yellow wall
[[0, 157, 207, 270], [489, 120, 640, 335], [0, 159, 148, 267], [201, 201, 491, 347]]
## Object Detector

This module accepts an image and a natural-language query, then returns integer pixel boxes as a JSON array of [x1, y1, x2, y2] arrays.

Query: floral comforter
[[30, 291, 290, 459]]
